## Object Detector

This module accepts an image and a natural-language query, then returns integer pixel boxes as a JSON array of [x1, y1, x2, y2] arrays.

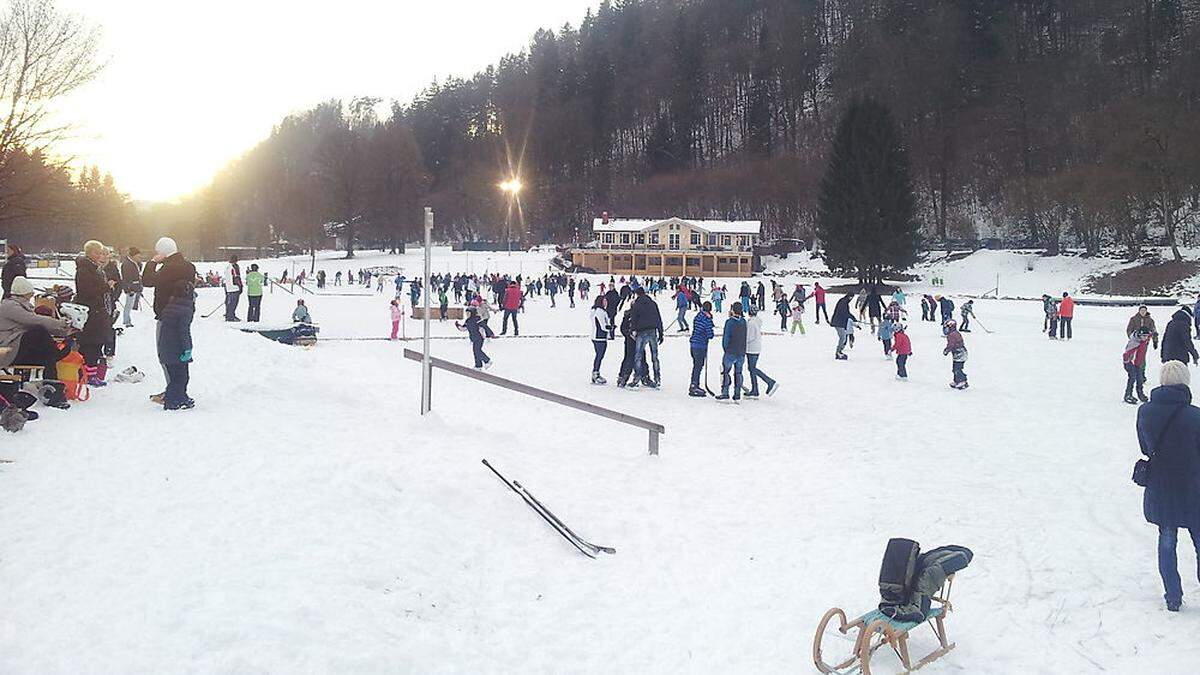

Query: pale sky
[[51, 0, 601, 203]]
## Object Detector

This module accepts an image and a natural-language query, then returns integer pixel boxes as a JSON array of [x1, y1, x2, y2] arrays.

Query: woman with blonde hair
[[74, 240, 116, 385]]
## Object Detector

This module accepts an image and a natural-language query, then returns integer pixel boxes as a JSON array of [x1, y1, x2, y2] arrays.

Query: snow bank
[[2, 252, 1199, 673]]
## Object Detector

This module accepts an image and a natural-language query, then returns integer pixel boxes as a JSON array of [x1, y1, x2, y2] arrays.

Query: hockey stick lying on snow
[[513, 480, 615, 555], [482, 459, 612, 558]]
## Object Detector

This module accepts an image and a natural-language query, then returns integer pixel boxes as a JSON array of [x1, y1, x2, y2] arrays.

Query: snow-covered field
[[3, 248, 1199, 673]]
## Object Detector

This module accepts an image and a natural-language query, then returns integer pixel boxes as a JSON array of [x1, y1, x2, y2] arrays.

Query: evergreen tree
[[817, 98, 919, 285]]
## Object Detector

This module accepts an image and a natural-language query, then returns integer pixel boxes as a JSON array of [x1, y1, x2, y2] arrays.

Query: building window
[[686, 257, 701, 266], [649, 232, 659, 245], [603, 233, 614, 244], [707, 234, 718, 246], [620, 233, 630, 245], [635, 233, 645, 245], [721, 235, 732, 247], [739, 236, 750, 248], [666, 256, 682, 266], [668, 233, 681, 250], [648, 256, 661, 266], [690, 232, 701, 246]]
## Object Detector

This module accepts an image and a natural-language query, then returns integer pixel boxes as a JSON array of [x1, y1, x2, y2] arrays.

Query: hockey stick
[[704, 349, 717, 397], [971, 317, 994, 334], [482, 459, 596, 559], [513, 480, 615, 555], [202, 300, 226, 319]]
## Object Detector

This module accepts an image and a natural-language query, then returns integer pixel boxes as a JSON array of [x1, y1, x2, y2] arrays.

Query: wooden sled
[[813, 575, 957, 675]]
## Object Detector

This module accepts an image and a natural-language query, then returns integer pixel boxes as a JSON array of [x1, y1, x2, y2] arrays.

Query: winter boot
[[40, 382, 70, 409], [591, 372, 607, 385], [1124, 395, 1139, 404], [688, 386, 707, 397]]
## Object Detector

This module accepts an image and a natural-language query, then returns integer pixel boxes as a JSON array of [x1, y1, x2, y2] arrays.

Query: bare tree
[[0, 0, 103, 219], [0, 0, 102, 156]]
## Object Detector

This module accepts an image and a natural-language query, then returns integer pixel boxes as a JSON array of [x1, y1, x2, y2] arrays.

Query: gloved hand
[[180, 349, 193, 363]]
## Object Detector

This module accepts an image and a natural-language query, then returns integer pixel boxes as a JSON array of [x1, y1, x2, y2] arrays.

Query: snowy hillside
[[2, 248, 1199, 673]]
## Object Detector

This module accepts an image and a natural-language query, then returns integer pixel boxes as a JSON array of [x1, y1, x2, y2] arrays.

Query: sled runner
[[812, 574, 957, 675]]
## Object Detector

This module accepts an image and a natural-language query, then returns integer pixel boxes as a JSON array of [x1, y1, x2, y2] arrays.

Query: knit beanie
[[155, 237, 178, 257], [1161, 361, 1191, 387], [9, 276, 34, 297]]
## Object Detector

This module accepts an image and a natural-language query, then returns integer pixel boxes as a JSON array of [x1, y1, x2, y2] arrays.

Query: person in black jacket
[[627, 287, 663, 388], [74, 240, 114, 384], [616, 309, 646, 387], [1161, 307, 1199, 365], [1136, 361, 1200, 612], [717, 303, 747, 401], [102, 251, 122, 358], [830, 293, 856, 360], [2, 243, 27, 299], [604, 286, 621, 336], [141, 237, 198, 406], [120, 247, 143, 327]]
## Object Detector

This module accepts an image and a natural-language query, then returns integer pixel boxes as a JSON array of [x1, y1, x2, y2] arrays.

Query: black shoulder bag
[[1133, 404, 1185, 487]]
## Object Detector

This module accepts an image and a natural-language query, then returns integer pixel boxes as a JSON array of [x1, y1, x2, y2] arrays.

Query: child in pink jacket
[[390, 299, 403, 340]]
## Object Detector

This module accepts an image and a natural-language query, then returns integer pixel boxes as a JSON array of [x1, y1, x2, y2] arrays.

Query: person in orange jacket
[[1058, 292, 1075, 339]]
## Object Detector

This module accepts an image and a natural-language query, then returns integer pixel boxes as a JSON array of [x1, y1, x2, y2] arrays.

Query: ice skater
[[893, 324, 912, 380], [456, 307, 491, 369], [1123, 327, 1152, 404], [689, 301, 715, 397], [943, 319, 968, 389], [390, 299, 402, 340], [716, 303, 747, 402], [590, 296, 611, 384], [743, 308, 778, 398]]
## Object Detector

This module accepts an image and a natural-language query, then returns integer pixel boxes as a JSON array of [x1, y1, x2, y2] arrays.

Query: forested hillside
[[205, 0, 1200, 257]]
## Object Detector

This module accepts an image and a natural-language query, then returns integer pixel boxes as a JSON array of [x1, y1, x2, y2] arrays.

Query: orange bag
[[55, 351, 90, 401]]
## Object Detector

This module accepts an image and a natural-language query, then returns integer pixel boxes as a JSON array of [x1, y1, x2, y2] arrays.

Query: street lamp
[[499, 178, 523, 256]]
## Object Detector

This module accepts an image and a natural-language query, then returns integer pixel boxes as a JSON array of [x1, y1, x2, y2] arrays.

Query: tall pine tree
[[817, 98, 919, 285]]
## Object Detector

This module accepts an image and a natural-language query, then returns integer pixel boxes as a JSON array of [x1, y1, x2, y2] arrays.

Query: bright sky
[[51, 0, 601, 204]]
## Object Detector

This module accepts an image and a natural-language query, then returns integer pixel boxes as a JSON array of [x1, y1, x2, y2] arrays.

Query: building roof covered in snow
[[591, 217, 762, 235]]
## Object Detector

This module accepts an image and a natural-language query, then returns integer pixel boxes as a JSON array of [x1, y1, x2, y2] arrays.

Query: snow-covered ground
[[2, 249, 1199, 673]]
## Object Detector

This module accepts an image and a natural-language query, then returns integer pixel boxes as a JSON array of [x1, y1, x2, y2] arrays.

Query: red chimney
[[601, 211, 609, 225]]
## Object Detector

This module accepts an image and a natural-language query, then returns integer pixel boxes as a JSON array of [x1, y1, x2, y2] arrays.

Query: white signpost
[[420, 207, 433, 415]]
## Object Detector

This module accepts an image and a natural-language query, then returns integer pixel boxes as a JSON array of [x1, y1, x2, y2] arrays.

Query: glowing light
[[499, 179, 523, 194]]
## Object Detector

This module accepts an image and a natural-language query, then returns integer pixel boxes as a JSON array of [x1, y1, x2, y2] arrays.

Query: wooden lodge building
[[570, 217, 762, 278]]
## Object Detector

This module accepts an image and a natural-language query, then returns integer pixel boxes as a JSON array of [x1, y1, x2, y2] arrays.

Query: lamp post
[[499, 178, 523, 256]]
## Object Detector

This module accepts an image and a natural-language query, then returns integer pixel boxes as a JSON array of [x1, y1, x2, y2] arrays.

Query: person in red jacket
[[812, 282, 829, 324], [1058, 292, 1075, 339], [893, 324, 913, 380], [1123, 327, 1152, 404], [500, 281, 523, 336]]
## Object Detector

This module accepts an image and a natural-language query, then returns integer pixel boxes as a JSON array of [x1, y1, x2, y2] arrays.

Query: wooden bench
[[411, 306, 465, 320], [0, 347, 45, 383], [813, 575, 957, 675]]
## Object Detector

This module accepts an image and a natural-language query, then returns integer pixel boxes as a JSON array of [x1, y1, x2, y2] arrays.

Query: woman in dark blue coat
[[1136, 360, 1200, 611], [1161, 307, 1199, 365]]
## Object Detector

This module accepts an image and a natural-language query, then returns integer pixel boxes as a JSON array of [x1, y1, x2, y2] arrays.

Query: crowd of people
[[4, 243, 1200, 614], [0, 237, 197, 416]]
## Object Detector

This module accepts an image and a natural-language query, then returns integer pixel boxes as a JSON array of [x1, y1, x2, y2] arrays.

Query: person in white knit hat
[[140, 237, 198, 410], [1135, 359, 1200, 613], [0, 276, 73, 408]]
